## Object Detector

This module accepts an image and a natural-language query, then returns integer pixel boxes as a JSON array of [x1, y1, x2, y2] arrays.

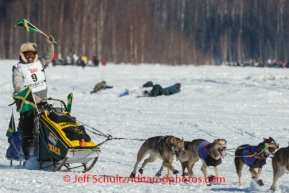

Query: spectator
[[93, 54, 99, 67], [52, 53, 58, 66], [81, 55, 88, 65], [65, 55, 71, 65], [144, 83, 181, 97], [73, 54, 78, 65], [87, 60, 93, 66]]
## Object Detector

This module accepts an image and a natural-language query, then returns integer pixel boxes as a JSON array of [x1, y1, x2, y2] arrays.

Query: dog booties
[[235, 145, 266, 168], [198, 141, 222, 167]]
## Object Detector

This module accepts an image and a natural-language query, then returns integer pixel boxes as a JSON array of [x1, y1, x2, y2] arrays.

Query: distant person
[[258, 59, 263, 67], [87, 60, 93, 66], [58, 53, 62, 60], [266, 59, 272, 67], [91, 81, 113, 94], [65, 55, 71, 65], [81, 55, 88, 65], [52, 53, 58, 66], [73, 54, 78, 65], [81, 59, 86, 69], [144, 83, 181, 97], [93, 54, 99, 67], [217, 59, 222, 65], [76, 58, 82, 66]]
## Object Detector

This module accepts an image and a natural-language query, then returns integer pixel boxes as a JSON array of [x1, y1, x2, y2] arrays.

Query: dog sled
[[7, 97, 109, 173], [34, 98, 101, 172]]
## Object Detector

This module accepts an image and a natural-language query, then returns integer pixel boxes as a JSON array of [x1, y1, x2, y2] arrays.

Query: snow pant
[[19, 102, 47, 159], [150, 84, 166, 96], [19, 110, 35, 159]]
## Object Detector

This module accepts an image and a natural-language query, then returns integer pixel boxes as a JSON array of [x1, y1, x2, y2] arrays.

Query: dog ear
[[213, 139, 218, 144]]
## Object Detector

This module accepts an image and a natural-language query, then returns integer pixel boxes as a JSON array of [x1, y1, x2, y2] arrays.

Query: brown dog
[[234, 137, 278, 186], [178, 139, 227, 185], [270, 146, 289, 190], [130, 136, 184, 177]]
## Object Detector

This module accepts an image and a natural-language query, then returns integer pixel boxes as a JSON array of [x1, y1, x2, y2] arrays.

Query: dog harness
[[198, 141, 210, 159], [158, 136, 173, 157], [198, 141, 222, 166], [240, 146, 266, 168]]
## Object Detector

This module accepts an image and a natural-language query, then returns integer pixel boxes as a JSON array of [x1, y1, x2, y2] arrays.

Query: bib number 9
[[31, 74, 38, 82]]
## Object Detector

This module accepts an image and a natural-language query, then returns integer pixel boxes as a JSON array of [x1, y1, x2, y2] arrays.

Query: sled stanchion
[[82, 157, 98, 173], [52, 157, 68, 172]]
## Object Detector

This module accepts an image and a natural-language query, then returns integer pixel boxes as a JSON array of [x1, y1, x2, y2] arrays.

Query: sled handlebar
[[43, 97, 69, 112]]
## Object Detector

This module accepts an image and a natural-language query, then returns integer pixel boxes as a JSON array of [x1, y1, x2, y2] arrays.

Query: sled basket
[[35, 99, 100, 172]]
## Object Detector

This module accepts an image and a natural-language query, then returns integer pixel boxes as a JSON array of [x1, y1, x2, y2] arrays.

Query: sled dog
[[130, 136, 184, 177], [178, 139, 227, 185], [234, 137, 278, 186], [270, 146, 289, 190]]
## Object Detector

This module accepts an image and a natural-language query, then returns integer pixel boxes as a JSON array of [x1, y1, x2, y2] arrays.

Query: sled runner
[[31, 98, 101, 173]]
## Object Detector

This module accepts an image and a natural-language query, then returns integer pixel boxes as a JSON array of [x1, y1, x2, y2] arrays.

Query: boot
[[22, 136, 35, 160]]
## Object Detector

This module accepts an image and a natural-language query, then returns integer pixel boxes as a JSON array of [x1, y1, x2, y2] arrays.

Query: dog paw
[[251, 176, 264, 186], [183, 177, 189, 182], [173, 170, 179, 174], [155, 172, 162, 177], [257, 179, 264, 186], [130, 172, 136, 178], [270, 186, 276, 191], [182, 172, 188, 176], [138, 168, 143, 174], [209, 175, 215, 183]]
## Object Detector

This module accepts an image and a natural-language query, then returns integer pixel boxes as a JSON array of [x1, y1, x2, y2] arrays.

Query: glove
[[46, 35, 55, 43]]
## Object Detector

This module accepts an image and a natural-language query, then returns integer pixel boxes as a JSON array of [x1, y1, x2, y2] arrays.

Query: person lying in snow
[[119, 81, 154, 97], [144, 83, 181, 96], [90, 81, 113, 94]]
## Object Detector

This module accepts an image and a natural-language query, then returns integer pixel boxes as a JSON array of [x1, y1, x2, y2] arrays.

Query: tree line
[[0, 0, 288, 65]]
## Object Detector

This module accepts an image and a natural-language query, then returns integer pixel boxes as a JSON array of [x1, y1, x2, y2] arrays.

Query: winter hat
[[175, 83, 181, 87], [19, 42, 38, 63]]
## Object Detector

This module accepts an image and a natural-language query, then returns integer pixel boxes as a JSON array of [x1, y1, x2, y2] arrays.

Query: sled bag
[[6, 131, 24, 160], [48, 111, 76, 123], [62, 125, 91, 142]]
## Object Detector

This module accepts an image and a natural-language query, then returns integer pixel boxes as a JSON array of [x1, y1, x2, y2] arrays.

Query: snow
[[1, 60, 289, 192]]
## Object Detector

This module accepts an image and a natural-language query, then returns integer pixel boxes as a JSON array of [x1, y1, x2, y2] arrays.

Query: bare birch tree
[[97, 0, 106, 62]]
